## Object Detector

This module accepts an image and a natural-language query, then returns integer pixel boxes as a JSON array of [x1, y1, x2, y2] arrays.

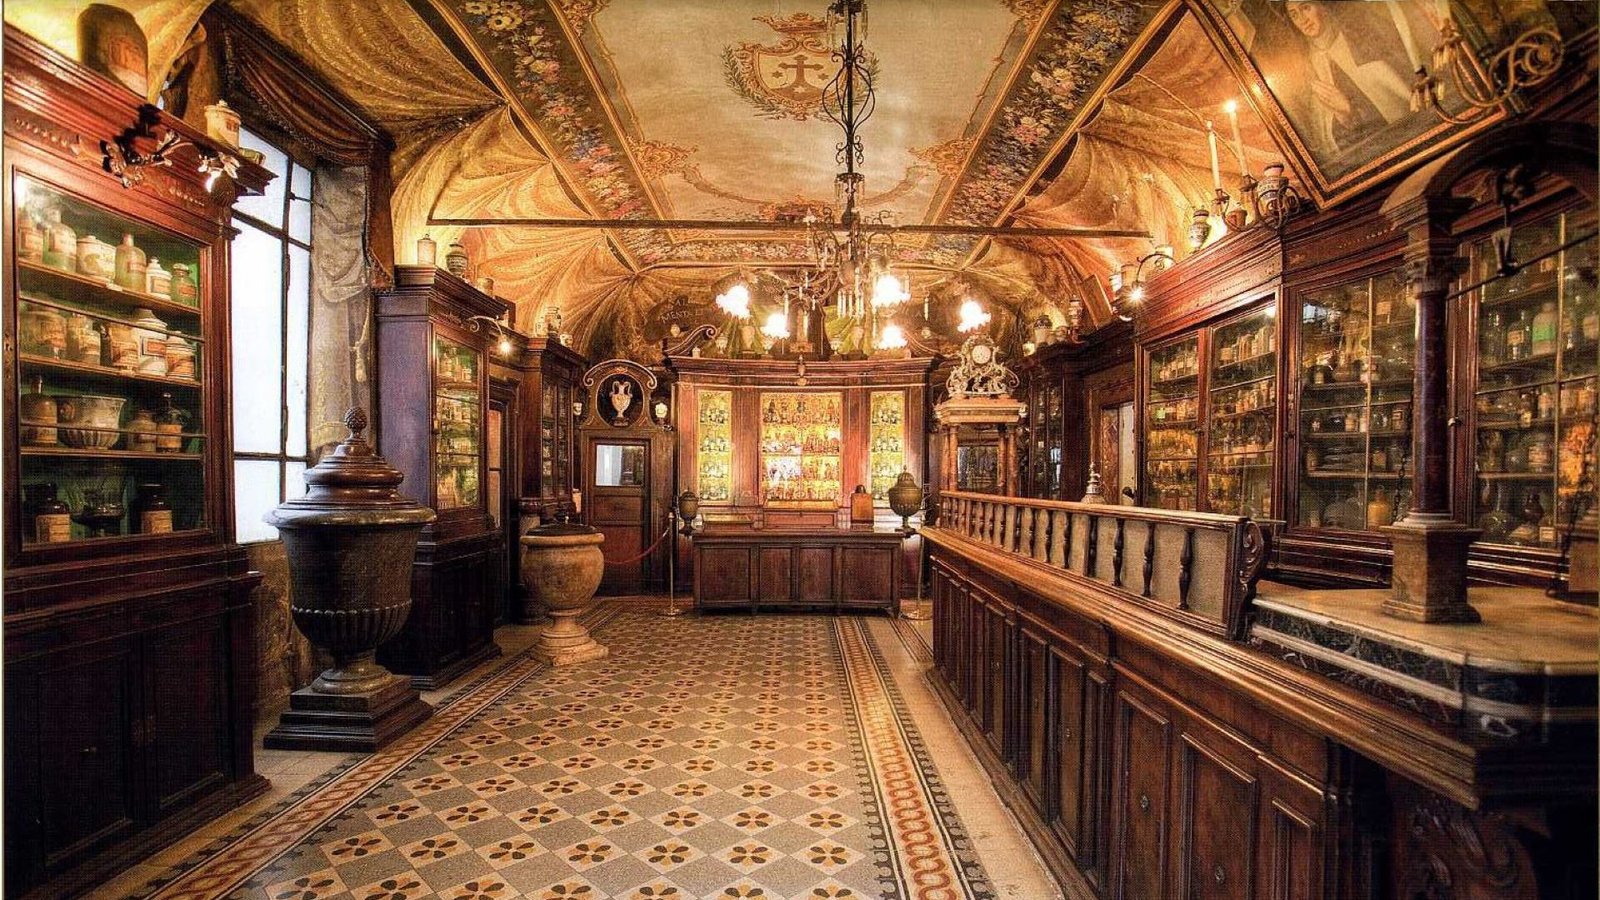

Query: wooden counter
[[925, 490, 1595, 899], [691, 525, 905, 613]]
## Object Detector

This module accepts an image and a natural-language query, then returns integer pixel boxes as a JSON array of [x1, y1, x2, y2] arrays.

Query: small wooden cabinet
[[2, 30, 270, 896], [517, 336, 585, 521], [691, 527, 903, 613], [374, 266, 505, 689]]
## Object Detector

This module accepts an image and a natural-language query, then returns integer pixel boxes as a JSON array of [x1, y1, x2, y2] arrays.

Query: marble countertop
[[1255, 581, 1597, 676]]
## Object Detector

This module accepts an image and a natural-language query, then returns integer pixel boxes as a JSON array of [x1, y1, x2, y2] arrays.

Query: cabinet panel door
[[984, 602, 1007, 755], [840, 546, 895, 603], [1020, 629, 1049, 811], [1177, 724, 1259, 900], [1052, 647, 1094, 862], [965, 588, 986, 715], [758, 547, 793, 601], [698, 548, 753, 602], [1113, 689, 1173, 900], [145, 616, 231, 816], [1256, 763, 1326, 900], [34, 641, 140, 871], [796, 547, 835, 602]]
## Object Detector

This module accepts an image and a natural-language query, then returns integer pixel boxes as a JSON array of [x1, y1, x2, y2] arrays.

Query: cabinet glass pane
[[1046, 382, 1063, 496], [1297, 276, 1414, 531], [1472, 211, 1598, 548], [230, 221, 284, 454], [14, 175, 209, 545], [433, 335, 481, 509], [1145, 336, 1199, 509], [1207, 307, 1277, 517], [698, 389, 732, 502], [760, 392, 841, 505], [869, 391, 905, 501]]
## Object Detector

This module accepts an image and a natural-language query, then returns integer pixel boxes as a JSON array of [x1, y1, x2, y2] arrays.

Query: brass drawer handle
[[1138, 793, 1150, 812], [1214, 864, 1226, 885]]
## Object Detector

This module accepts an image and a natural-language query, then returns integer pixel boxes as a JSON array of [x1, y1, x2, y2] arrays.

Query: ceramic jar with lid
[[132, 483, 173, 534], [127, 407, 159, 452], [41, 207, 76, 271], [445, 240, 469, 276], [105, 323, 139, 370], [156, 396, 185, 453], [205, 100, 241, 148], [115, 233, 147, 291], [21, 376, 56, 446], [131, 307, 169, 375], [166, 331, 197, 379], [16, 209, 44, 262], [145, 257, 172, 298], [19, 302, 67, 358], [66, 313, 102, 364], [77, 234, 115, 279]]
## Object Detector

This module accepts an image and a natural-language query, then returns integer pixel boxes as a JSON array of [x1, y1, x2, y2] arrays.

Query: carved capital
[[1400, 255, 1466, 297]]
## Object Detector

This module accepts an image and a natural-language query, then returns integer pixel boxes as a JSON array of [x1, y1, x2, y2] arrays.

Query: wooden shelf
[[17, 260, 202, 321], [1477, 471, 1555, 481], [19, 353, 203, 389], [21, 446, 202, 461]]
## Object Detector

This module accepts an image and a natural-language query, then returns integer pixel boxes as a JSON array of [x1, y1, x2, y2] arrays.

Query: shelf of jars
[[1206, 307, 1277, 518], [14, 175, 209, 545], [1144, 336, 1200, 509], [869, 391, 905, 501], [760, 392, 842, 506], [698, 389, 733, 502], [1295, 274, 1416, 532], [1470, 211, 1598, 549], [434, 335, 482, 510]]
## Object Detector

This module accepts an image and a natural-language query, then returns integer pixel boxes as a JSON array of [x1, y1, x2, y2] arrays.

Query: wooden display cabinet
[[374, 266, 505, 689], [2, 29, 273, 897], [516, 336, 585, 521]]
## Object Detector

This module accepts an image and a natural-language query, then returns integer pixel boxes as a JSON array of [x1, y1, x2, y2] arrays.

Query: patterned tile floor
[[95, 601, 1057, 900]]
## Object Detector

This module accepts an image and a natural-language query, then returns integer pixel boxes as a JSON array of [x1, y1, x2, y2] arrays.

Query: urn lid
[[263, 408, 438, 529], [525, 521, 599, 537]]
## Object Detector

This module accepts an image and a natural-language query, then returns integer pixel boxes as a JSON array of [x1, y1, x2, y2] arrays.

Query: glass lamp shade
[[761, 310, 790, 339], [957, 299, 991, 333], [715, 282, 752, 319], [877, 322, 907, 349], [871, 272, 909, 308]]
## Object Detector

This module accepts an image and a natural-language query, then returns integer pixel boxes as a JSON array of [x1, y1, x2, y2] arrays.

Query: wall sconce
[[102, 104, 239, 192], [1411, 18, 1564, 125], [652, 397, 672, 430], [1111, 250, 1176, 322], [465, 314, 513, 355]]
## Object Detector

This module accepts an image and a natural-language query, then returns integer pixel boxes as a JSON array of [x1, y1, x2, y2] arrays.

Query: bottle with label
[[1479, 484, 1514, 543], [145, 257, 172, 298], [27, 482, 73, 543], [114, 233, 147, 290], [41, 207, 77, 271], [1367, 488, 1394, 529], [1531, 301, 1558, 356], [1506, 310, 1531, 361], [1480, 312, 1505, 365], [132, 483, 173, 534], [1526, 432, 1554, 473]]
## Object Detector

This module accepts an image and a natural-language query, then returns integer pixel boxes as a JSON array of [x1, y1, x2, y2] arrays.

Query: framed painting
[[1193, 0, 1508, 206]]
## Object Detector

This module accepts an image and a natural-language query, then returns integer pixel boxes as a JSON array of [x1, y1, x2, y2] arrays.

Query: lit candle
[[1224, 100, 1246, 177], [1206, 120, 1222, 191]]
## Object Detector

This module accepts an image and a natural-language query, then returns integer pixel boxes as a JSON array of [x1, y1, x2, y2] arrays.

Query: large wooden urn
[[521, 522, 608, 665], [263, 408, 437, 751]]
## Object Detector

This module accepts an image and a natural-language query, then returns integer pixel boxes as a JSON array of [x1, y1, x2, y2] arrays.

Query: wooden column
[[1381, 214, 1480, 623]]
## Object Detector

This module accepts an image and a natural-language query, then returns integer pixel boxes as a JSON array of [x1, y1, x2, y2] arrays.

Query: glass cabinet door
[[433, 334, 481, 509], [1144, 336, 1200, 509], [1045, 381, 1063, 496], [1471, 211, 1597, 548], [868, 391, 905, 502], [1296, 276, 1414, 531], [14, 175, 208, 544], [760, 392, 841, 505], [1206, 306, 1278, 517], [697, 388, 732, 502]]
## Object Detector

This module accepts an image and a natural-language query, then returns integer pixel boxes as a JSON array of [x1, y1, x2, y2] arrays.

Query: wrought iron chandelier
[[715, 0, 912, 354]]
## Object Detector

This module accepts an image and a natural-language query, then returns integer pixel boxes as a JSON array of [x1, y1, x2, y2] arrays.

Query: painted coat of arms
[[723, 13, 839, 121]]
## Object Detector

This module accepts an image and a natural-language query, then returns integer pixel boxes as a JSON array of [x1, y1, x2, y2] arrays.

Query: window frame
[[231, 125, 313, 543]]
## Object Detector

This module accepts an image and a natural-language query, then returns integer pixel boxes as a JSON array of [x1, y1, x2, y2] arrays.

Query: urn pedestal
[[264, 409, 438, 752], [521, 523, 608, 665]]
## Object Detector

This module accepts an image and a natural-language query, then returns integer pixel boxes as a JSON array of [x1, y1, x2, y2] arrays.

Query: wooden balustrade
[[934, 490, 1268, 639]]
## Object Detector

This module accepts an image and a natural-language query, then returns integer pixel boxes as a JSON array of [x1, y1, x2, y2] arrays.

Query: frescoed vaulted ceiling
[[5, 0, 1581, 360]]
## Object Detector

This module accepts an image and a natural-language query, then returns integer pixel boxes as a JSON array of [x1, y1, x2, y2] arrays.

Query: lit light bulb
[[762, 310, 790, 340], [1223, 99, 1238, 114], [715, 282, 752, 319], [877, 322, 907, 350], [957, 299, 990, 333], [1129, 284, 1146, 304], [498, 335, 512, 355], [870, 272, 908, 308]]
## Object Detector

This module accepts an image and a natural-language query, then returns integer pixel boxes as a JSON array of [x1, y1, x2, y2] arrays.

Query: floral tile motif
[[135, 613, 995, 900]]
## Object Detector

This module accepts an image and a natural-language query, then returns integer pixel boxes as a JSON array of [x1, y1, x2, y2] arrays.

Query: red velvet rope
[[600, 525, 674, 566]]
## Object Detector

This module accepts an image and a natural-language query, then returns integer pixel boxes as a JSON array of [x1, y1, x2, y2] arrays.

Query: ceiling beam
[[426, 216, 1147, 240]]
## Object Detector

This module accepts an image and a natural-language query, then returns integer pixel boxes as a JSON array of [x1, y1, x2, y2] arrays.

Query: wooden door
[[590, 439, 650, 594], [1019, 627, 1049, 812], [1112, 688, 1174, 900], [1176, 715, 1260, 900], [144, 613, 231, 818]]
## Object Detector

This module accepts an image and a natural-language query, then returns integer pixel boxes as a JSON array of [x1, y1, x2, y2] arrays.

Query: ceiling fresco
[[6, 0, 1573, 361]]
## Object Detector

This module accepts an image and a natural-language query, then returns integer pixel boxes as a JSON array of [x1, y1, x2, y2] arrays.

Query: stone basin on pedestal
[[521, 522, 608, 665]]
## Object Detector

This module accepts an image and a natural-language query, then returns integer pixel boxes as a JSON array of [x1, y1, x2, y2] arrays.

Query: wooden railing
[[931, 490, 1269, 638]]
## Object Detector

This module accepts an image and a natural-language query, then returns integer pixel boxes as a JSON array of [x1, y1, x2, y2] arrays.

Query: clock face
[[971, 343, 993, 365]]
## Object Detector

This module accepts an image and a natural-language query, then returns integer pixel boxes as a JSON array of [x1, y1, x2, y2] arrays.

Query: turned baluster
[[1142, 521, 1156, 598], [1113, 519, 1125, 588], [1085, 515, 1098, 577], [1178, 527, 1196, 610]]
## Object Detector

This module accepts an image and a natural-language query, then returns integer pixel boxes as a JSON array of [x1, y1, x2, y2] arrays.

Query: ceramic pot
[[57, 393, 125, 449], [204, 100, 241, 148], [145, 257, 171, 298], [166, 332, 197, 379], [127, 408, 159, 452], [264, 408, 438, 695], [17, 210, 44, 262], [21, 377, 56, 446], [520, 523, 608, 665], [131, 307, 168, 375], [77, 234, 115, 279], [105, 323, 139, 370], [445, 240, 468, 276], [20, 303, 67, 358], [66, 314, 102, 364]]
